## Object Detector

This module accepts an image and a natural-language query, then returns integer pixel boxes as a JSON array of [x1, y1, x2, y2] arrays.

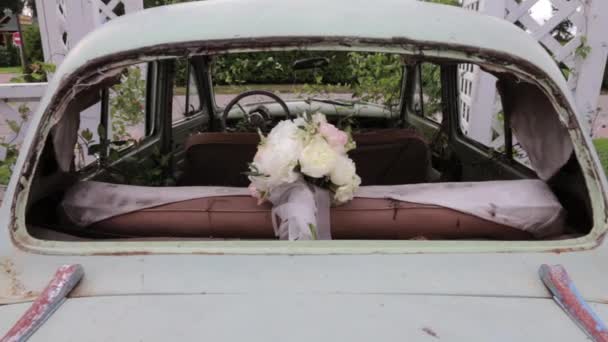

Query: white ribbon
[[268, 180, 332, 240]]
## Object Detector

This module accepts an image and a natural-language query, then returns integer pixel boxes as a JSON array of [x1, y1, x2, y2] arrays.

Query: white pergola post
[[460, 0, 505, 145], [569, 0, 608, 129]]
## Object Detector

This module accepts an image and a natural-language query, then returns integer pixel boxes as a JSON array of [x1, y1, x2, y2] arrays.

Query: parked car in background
[[1, 0, 607, 340]]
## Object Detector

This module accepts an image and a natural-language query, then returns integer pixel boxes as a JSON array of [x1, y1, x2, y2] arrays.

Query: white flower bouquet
[[247, 113, 361, 240], [248, 112, 361, 205]]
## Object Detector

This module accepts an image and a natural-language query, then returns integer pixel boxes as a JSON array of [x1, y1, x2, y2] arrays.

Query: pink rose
[[319, 122, 348, 153]]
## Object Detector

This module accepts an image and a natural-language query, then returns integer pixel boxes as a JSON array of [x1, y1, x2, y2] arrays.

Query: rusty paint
[[539, 264, 608, 342], [422, 327, 439, 339], [0, 264, 84, 342], [92, 251, 152, 256], [0, 259, 25, 297]]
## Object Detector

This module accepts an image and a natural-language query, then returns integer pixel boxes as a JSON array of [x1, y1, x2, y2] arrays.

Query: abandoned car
[[1, 0, 608, 340]]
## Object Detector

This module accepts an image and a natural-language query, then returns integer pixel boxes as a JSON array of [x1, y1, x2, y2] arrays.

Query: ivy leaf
[[81, 128, 94, 142], [6, 120, 20, 134], [87, 144, 101, 156]]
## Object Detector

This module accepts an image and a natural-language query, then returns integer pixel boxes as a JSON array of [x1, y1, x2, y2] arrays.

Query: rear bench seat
[[59, 180, 566, 240], [179, 129, 431, 186]]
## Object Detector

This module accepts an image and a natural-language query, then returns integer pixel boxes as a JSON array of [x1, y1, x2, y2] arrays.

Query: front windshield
[[211, 51, 404, 112]]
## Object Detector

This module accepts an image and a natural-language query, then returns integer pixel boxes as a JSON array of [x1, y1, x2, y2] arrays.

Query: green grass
[[594, 139, 608, 175], [0, 66, 22, 74]]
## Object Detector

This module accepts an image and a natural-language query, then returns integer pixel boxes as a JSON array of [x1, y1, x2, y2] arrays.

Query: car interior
[[24, 50, 593, 242]]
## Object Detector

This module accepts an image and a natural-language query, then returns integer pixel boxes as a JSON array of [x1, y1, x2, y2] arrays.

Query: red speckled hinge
[[0, 264, 84, 342], [539, 264, 608, 342]]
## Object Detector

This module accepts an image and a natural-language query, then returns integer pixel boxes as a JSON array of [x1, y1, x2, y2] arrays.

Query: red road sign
[[12, 32, 21, 47]]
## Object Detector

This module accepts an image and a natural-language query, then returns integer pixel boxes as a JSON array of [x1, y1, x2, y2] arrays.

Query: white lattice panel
[[460, 0, 608, 140], [505, 0, 586, 78], [0, 0, 144, 161], [36, 0, 144, 68]]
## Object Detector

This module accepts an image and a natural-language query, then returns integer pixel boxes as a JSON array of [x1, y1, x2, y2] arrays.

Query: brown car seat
[[86, 195, 531, 240], [179, 132, 258, 187], [350, 129, 430, 185], [178, 129, 431, 186]]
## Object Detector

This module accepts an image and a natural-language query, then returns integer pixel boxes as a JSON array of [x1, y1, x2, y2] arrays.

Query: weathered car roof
[[50, 0, 570, 102]]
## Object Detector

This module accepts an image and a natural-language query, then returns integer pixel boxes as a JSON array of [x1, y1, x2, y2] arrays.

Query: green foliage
[[213, 51, 405, 109], [10, 61, 55, 83], [212, 51, 353, 85], [22, 23, 43, 63], [0, 103, 30, 185], [0, 43, 20, 67], [594, 139, 608, 177], [420, 63, 442, 116], [348, 52, 403, 109], [2, 0, 25, 13], [174, 58, 188, 87], [422, 0, 460, 5], [0, 143, 18, 185], [109, 67, 146, 141], [109, 147, 174, 186], [575, 36, 592, 60]]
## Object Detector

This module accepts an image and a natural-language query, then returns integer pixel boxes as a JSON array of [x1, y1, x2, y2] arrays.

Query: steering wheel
[[221, 90, 292, 131]]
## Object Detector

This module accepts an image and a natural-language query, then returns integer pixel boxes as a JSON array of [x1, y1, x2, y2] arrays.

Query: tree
[[2, 0, 24, 14]]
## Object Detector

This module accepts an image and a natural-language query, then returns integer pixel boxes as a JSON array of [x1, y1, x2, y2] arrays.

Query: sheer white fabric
[[61, 180, 564, 237]]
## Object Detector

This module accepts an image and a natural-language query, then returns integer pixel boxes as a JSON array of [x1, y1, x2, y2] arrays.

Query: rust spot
[[92, 251, 152, 256], [390, 200, 399, 221], [422, 327, 439, 339], [488, 203, 497, 217], [548, 245, 587, 254], [1, 258, 26, 296]]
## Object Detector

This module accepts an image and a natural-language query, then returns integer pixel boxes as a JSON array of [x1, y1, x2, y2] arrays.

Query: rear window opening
[[22, 50, 593, 248]]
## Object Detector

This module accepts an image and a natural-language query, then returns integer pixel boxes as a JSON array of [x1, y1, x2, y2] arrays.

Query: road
[[0, 73, 16, 84]]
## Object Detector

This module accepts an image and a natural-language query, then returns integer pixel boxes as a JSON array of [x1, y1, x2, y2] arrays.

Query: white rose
[[253, 121, 303, 187], [299, 136, 337, 178], [330, 155, 357, 186], [333, 175, 361, 204]]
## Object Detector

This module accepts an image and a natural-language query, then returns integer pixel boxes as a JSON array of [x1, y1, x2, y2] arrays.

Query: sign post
[[12, 32, 21, 47]]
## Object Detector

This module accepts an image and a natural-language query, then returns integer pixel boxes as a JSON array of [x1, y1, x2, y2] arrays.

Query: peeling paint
[[0, 264, 84, 342], [0, 258, 25, 297], [539, 264, 608, 341]]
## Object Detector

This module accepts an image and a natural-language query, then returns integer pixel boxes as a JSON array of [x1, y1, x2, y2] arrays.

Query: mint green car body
[[0, 1, 607, 340]]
